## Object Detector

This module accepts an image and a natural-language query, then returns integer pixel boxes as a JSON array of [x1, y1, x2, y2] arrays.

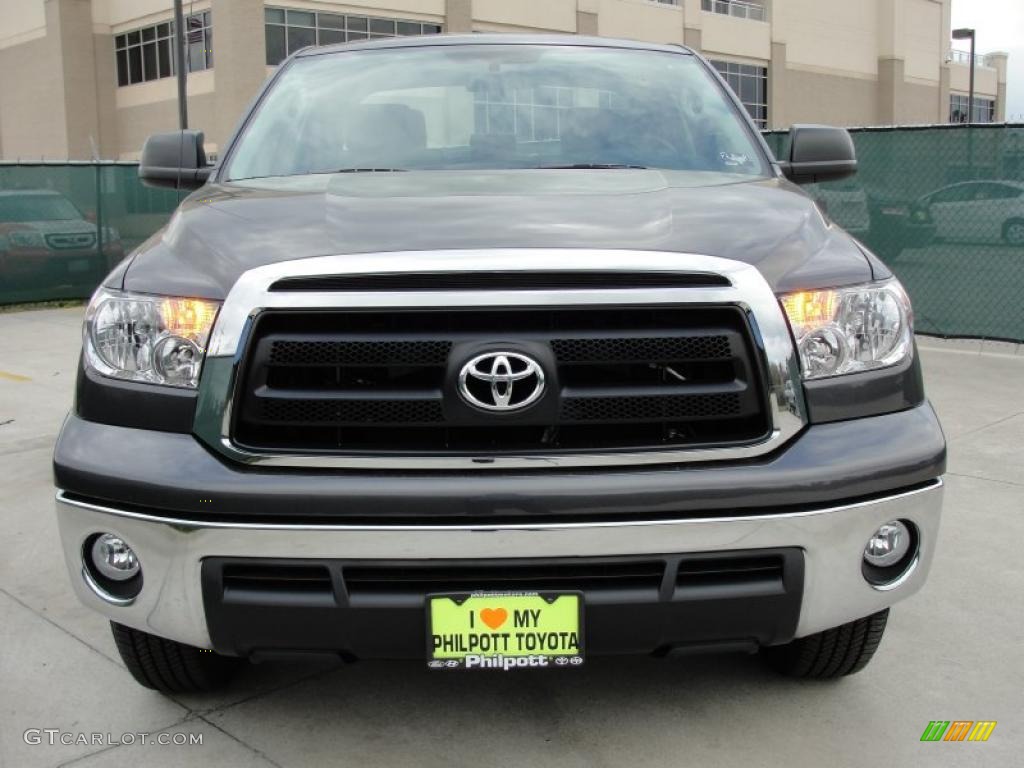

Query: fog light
[[863, 522, 911, 568], [90, 534, 140, 582]]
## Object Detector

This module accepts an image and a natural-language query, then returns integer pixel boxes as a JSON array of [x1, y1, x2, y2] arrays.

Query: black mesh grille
[[232, 306, 769, 455], [561, 392, 742, 422], [269, 340, 451, 366], [551, 336, 733, 363], [260, 398, 445, 425]]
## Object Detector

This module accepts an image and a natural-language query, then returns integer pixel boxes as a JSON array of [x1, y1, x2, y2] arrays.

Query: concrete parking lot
[[1, 305, 1022, 768]]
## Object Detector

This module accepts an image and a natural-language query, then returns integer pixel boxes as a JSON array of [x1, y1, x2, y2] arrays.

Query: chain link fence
[[2, 124, 1023, 339], [765, 124, 1024, 341], [0, 163, 182, 305]]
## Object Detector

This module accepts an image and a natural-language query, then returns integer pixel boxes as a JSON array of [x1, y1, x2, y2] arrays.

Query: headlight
[[779, 279, 913, 380], [9, 231, 45, 248], [84, 288, 220, 388]]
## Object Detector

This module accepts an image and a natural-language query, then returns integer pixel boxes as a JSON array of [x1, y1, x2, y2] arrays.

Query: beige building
[[0, 0, 1010, 161]]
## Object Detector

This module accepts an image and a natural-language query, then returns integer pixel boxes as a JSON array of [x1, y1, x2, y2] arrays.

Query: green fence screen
[[2, 124, 1023, 340], [0, 162, 182, 305], [765, 124, 1024, 341]]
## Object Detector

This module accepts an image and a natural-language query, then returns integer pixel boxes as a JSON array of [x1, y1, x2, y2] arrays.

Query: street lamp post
[[173, 0, 188, 130], [952, 27, 976, 123]]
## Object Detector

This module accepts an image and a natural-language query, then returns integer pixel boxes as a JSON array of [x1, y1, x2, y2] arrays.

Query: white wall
[[949, 62, 999, 97], [265, 0, 445, 22], [93, 0, 178, 28], [92, 0, 446, 29], [475, 0, 576, 32], [701, 10, 770, 61], [903, 0, 942, 82], [773, 0, 880, 77], [0, 0, 46, 48], [596, 0, 684, 45]]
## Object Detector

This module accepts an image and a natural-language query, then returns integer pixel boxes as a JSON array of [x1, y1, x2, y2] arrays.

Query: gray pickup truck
[[54, 35, 945, 692]]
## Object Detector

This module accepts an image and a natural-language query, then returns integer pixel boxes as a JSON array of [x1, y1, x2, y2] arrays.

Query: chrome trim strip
[[870, 550, 922, 592], [81, 566, 137, 607], [195, 250, 805, 469], [55, 481, 940, 532]]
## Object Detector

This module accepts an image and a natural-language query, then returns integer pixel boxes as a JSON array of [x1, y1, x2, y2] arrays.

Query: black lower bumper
[[54, 403, 947, 525], [201, 550, 805, 659]]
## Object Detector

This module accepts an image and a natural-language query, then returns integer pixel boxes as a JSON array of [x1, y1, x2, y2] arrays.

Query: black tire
[[1003, 219, 1024, 247], [761, 609, 889, 679], [111, 622, 241, 694]]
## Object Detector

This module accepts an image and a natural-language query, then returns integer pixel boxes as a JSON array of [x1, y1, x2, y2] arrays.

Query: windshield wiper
[[332, 167, 409, 173], [536, 163, 648, 170]]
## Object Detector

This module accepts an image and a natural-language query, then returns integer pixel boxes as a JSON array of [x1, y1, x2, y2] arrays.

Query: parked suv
[[0, 189, 124, 302], [54, 36, 944, 693]]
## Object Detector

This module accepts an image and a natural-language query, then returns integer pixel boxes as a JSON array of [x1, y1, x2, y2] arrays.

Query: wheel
[[111, 622, 241, 693], [761, 609, 889, 679], [1003, 219, 1024, 247]]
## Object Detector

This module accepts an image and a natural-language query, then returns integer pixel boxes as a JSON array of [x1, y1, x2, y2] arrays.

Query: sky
[[951, 0, 1024, 120]]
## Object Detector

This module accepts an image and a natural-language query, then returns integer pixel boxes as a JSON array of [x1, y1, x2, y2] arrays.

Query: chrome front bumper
[[55, 481, 943, 650]]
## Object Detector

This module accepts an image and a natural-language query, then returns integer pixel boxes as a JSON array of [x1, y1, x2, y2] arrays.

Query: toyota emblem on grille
[[457, 352, 545, 412]]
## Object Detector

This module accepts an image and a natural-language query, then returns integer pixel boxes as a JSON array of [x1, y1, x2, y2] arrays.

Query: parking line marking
[[0, 371, 31, 382]]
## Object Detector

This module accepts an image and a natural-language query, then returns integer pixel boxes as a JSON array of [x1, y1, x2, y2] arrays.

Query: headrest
[[345, 103, 427, 156]]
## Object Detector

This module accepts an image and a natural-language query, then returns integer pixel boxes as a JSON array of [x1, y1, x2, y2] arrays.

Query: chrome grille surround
[[194, 249, 806, 469]]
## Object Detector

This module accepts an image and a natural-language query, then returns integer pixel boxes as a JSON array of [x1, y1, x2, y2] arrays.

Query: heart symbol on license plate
[[480, 607, 508, 630]]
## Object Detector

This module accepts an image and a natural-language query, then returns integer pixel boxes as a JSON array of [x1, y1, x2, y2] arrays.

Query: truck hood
[[120, 169, 878, 298]]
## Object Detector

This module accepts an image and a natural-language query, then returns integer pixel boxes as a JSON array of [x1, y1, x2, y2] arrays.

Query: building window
[[701, 0, 766, 22], [115, 12, 212, 87], [264, 8, 442, 65], [711, 60, 768, 128], [472, 86, 616, 144], [950, 93, 995, 124]]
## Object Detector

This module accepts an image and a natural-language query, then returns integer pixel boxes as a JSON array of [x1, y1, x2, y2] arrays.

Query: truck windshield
[[226, 44, 768, 181]]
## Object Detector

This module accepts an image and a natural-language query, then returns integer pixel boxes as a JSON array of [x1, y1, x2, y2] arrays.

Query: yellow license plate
[[427, 592, 584, 670]]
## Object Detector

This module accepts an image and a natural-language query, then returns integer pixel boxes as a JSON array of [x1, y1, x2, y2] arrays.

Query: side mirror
[[139, 129, 213, 190], [779, 125, 857, 184]]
